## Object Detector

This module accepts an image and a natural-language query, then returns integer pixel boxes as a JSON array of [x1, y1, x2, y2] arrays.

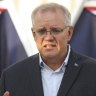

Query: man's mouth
[[44, 44, 56, 48]]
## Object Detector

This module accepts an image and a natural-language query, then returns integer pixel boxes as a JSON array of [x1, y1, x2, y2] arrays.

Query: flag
[[70, 0, 96, 59], [0, 8, 28, 77]]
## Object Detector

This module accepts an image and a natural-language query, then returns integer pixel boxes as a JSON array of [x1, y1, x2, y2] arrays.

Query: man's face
[[32, 10, 73, 60]]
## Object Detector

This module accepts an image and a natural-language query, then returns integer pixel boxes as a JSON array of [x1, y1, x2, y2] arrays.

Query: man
[[1, 3, 96, 96]]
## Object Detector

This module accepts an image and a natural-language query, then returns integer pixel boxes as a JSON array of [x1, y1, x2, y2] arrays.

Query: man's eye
[[51, 28, 63, 33], [37, 29, 46, 34]]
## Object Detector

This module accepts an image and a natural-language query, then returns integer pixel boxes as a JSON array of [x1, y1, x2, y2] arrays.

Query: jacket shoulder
[[3, 53, 39, 72], [72, 50, 96, 66]]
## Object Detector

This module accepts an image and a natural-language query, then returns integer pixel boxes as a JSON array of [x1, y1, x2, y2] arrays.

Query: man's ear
[[68, 26, 74, 42], [31, 27, 36, 38]]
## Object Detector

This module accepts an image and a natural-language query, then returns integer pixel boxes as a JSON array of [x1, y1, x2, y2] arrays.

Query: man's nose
[[46, 31, 52, 35], [44, 31, 54, 40]]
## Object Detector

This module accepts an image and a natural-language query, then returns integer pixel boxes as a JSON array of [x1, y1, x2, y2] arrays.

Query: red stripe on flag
[[0, 8, 6, 12], [85, 7, 96, 11]]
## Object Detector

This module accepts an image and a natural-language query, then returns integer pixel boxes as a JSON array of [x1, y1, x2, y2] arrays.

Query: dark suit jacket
[[1, 50, 96, 96]]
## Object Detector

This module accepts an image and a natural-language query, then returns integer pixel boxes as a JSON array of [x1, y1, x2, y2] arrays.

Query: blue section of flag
[[70, 8, 96, 59], [0, 10, 28, 77]]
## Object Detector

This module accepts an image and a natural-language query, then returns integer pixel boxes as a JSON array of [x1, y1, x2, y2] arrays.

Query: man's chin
[[42, 52, 58, 59]]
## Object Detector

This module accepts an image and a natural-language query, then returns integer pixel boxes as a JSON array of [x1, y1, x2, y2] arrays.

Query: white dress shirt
[[39, 45, 71, 96]]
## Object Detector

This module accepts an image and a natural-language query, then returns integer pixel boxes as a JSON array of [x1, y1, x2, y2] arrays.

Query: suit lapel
[[29, 54, 44, 96], [57, 51, 82, 96]]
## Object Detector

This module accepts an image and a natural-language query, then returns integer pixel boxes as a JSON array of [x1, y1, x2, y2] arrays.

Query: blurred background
[[0, 0, 96, 77]]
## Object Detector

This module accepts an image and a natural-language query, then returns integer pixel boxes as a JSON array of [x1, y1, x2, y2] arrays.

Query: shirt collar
[[39, 44, 71, 72]]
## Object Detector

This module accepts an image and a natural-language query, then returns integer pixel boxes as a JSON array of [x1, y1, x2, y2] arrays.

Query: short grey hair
[[31, 3, 71, 26]]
